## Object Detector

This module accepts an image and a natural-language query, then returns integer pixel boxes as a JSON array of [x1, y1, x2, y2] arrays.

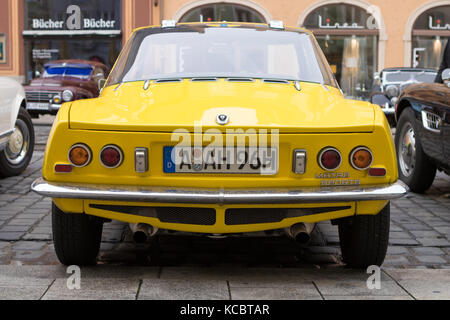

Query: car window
[[384, 71, 437, 83], [107, 26, 337, 87], [44, 66, 93, 79]]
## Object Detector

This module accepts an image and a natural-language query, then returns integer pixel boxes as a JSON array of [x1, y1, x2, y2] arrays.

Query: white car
[[0, 78, 34, 177]]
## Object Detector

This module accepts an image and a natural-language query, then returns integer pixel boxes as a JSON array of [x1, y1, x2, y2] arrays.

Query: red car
[[24, 60, 109, 117]]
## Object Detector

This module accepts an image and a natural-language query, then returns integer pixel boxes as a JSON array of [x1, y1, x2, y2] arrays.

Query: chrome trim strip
[[31, 177, 408, 205], [0, 129, 14, 140]]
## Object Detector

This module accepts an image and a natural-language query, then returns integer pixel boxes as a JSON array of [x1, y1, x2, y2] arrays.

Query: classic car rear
[[32, 22, 407, 268], [24, 60, 108, 117]]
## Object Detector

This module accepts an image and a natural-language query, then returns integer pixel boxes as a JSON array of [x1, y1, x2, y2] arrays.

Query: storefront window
[[304, 4, 378, 100], [411, 6, 450, 69], [23, 0, 122, 82], [179, 3, 265, 23]]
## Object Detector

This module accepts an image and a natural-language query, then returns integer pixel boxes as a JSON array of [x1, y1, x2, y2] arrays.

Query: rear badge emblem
[[216, 114, 229, 125]]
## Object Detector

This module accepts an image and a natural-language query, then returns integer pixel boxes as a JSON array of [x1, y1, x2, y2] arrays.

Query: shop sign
[[318, 15, 364, 29], [429, 16, 450, 30], [30, 5, 117, 30]]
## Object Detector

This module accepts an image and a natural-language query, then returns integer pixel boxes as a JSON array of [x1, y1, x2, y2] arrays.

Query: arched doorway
[[176, 1, 268, 23], [299, 1, 384, 100], [406, 3, 450, 69]]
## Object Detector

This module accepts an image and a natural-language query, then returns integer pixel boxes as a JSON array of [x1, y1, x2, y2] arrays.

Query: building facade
[[0, 0, 449, 98]]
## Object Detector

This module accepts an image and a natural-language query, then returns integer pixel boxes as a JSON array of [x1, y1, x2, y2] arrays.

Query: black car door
[[417, 84, 447, 165]]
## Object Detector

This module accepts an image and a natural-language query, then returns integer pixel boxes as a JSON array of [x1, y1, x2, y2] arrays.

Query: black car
[[370, 68, 437, 126], [394, 69, 450, 193]]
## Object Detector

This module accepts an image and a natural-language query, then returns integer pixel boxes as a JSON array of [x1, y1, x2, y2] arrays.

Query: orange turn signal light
[[68, 144, 91, 167], [350, 147, 373, 170]]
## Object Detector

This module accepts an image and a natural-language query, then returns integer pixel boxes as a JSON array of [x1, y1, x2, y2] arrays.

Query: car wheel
[[338, 202, 390, 269], [395, 107, 436, 193], [0, 108, 35, 177], [52, 203, 103, 266]]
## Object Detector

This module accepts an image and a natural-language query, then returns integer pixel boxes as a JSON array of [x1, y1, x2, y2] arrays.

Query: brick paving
[[0, 118, 449, 269]]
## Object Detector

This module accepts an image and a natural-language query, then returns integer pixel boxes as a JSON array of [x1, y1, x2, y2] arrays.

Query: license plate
[[27, 102, 49, 110], [163, 147, 278, 174]]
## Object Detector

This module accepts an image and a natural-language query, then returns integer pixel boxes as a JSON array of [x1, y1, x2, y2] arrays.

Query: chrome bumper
[[31, 177, 408, 205]]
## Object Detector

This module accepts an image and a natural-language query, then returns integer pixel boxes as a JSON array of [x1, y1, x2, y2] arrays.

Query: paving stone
[[230, 286, 322, 300], [42, 278, 140, 300], [415, 255, 447, 264], [22, 234, 52, 241], [412, 247, 445, 255], [389, 232, 414, 239], [0, 287, 49, 300], [387, 246, 410, 255], [6, 219, 39, 226], [139, 279, 229, 300], [12, 241, 47, 251], [384, 269, 450, 300], [416, 238, 450, 247], [383, 255, 411, 266], [0, 225, 31, 232], [410, 230, 443, 238], [388, 238, 420, 246], [313, 279, 409, 297], [0, 232, 23, 241]]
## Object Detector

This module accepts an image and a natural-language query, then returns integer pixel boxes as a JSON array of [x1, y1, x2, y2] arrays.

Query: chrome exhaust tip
[[285, 222, 315, 245], [129, 223, 158, 243]]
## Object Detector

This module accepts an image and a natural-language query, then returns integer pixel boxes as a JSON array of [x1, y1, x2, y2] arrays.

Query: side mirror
[[441, 68, 450, 82], [98, 78, 106, 91], [373, 72, 380, 81]]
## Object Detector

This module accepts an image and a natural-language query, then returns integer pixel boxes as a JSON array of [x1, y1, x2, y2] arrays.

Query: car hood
[[69, 80, 375, 133]]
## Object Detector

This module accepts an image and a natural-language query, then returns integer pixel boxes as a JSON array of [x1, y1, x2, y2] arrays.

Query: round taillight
[[318, 147, 342, 171], [68, 144, 91, 167], [350, 147, 373, 170], [100, 145, 123, 168]]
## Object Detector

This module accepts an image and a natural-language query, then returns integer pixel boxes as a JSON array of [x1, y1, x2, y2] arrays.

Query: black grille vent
[[225, 206, 351, 225], [89, 204, 216, 226]]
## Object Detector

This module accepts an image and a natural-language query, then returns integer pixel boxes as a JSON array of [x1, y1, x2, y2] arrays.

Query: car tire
[[338, 202, 390, 269], [52, 203, 103, 266], [0, 108, 35, 178], [395, 107, 436, 193]]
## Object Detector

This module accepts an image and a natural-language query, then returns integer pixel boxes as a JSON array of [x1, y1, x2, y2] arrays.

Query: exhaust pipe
[[286, 223, 315, 245], [129, 223, 158, 243]]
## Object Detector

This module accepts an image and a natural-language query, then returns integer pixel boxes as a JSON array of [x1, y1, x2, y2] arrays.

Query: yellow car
[[32, 21, 407, 268]]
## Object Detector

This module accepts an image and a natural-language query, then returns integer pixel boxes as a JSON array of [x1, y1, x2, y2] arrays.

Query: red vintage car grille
[[26, 91, 60, 102]]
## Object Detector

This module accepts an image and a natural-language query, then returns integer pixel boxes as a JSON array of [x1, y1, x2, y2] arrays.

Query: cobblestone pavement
[[0, 118, 449, 269]]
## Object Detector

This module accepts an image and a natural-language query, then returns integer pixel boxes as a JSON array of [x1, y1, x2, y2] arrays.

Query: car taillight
[[68, 144, 91, 167], [350, 147, 373, 170], [318, 147, 342, 171], [100, 145, 123, 168]]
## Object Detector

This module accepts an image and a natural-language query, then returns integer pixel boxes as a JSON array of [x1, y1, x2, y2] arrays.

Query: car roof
[[381, 67, 437, 73], [44, 59, 106, 69], [133, 21, 312, 35]]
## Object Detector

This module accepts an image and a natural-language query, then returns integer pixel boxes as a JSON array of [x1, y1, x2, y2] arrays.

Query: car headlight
[[62, 90, 74, 102], [391, 97, 398, 105], [385, 85, 399, 99]]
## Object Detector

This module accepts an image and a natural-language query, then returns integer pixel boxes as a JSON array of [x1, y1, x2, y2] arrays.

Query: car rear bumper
[[31, 177, 408, 204]]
